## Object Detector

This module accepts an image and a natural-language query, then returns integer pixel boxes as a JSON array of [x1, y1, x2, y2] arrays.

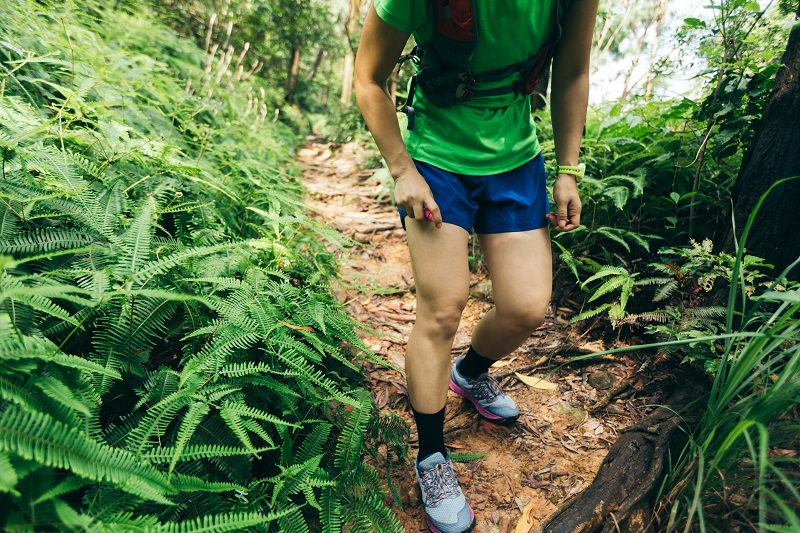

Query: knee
[[499, 301, 548, 334], [419, 298, 467, 339]]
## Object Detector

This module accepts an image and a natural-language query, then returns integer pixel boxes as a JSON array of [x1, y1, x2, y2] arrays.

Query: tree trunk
[[533, 372, 708, 533], [723, 10, 800, 278], [308, 48, 327, 82], [619, 5, 655, 102], [340, 0, 362, 105], [531, 61, 551, 113], [341, 48, 355, 104], [644, 0, 665, 102], [285, 47, 301, 103], [591, 0, 632, 76]]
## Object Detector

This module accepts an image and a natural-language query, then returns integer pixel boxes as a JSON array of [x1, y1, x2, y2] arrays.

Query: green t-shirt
[[374, 0, 557, 175]]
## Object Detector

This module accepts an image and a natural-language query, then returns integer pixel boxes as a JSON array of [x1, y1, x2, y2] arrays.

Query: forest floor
[[298, 139, 662, 533]]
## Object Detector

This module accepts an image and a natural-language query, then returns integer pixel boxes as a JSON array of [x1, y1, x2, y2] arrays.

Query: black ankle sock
[[457, 345, 496, 379], [412, 406, 446, 462]]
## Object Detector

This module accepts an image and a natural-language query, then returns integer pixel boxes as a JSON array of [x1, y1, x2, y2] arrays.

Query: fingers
[[399, 191, 441, 228], [425, 200, 443, 229], [547, 202, 582, 232], [557, 201, 570, 229], [569, 201, 581, 228]]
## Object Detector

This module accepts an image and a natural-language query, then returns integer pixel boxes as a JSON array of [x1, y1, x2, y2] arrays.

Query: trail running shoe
[[416, 452, 475, 533], [449, 357, 520, 424]]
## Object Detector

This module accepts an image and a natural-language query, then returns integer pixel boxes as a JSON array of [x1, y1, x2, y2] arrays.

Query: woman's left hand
[[546, 174, 582, 231]]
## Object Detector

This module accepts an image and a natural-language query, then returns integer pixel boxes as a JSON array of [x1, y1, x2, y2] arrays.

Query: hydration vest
[[398, 0, 571, 130]]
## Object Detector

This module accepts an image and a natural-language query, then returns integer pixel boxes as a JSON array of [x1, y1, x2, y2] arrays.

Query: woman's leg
[[404, 219, 471, 414], [470, 228, 552, 359], [404, 220, 475, 533]]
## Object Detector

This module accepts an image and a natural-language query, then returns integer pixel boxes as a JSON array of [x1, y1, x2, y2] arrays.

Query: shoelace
[[471, 375, 504, 402], [420, 461, 460, 506]]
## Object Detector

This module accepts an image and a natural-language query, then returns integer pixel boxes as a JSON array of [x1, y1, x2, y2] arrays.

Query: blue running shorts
[[398, 153, 550, 234]]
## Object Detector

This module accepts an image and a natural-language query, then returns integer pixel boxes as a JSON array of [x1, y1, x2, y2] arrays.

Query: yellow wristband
[[556, 163, 585, 182]]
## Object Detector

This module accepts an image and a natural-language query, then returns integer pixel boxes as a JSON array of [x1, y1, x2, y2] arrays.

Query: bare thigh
[[470, 228, 552, 358], [479, 228, 552, 317]]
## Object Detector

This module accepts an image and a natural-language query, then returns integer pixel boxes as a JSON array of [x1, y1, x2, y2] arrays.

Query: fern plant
[[0, 0, 405, 531]]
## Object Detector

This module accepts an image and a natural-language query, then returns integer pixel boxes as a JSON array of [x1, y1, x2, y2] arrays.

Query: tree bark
[[619, 3, 656, 102], [340, 0, 362, 105], [723, 11, 800, 278], [341, 49, 355, 104], [591, 0, 632, 76], [285, 47, 301, 103], [308, 48, 327, 82], [534, 372, 708, 533]]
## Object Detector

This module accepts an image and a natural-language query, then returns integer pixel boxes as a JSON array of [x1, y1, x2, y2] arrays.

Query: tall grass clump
[[656, 181, 800, 532], [0, 0, 405, 531]]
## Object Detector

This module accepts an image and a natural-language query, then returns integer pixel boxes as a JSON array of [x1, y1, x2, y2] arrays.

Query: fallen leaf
[[515, 500, 538, 533], [278, 320, 314, 332], [491, 360, 512, 368], [515, 372, 558, 390], [552, 401, 587, 424]]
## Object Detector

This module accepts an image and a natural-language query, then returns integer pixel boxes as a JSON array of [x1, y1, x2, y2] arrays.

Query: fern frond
[[33, 374, 92, 417], [687, 306, 727, 319], [587, 275, 627, 303], [125, 388, 194, 455], [143, 444, 274, 462], [32, 475, 90, 504], [582, 265, 628, 286], [321, 486, 342, 533], [296, 423, 332, 464], [153, 508, 299, 533], [342, 491, 403, 533], [168, 401, 210, 476], [116, 197, 155, 275], [170, 473, 246, 493], [570, 303, 613, 323], [619, 310, 675, 324], [0, 229, 96, 254], [594, 227, 631, 251], [0, 450, 19, 495], [0, 406, 175, 504], [221, 400, 298, 428], [334, 390, 372, 471], [450, 451, 487, 462], [653, 280, 679, 302], [276, 507, 310, 533]]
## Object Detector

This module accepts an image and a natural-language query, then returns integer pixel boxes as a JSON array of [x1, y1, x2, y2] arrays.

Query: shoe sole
[[449, 379, 519, 425], [426, 508, 476, 533]]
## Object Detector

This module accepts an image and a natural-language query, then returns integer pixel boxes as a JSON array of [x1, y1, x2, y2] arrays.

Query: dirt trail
[[297, 140, 647, 533]]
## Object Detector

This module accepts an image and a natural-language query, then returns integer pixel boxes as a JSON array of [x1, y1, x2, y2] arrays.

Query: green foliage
[[155, 0, 345, 110], [657, 183, 800, 531], [449, 451, 488, 463], [569, 262, 639, 326], [0, 0, 404, 530], [319, 103, 372, 144]]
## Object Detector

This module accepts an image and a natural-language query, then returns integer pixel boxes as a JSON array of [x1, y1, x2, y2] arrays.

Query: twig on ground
[[493, 355, 549, 379], [589, 379, 634, 414]]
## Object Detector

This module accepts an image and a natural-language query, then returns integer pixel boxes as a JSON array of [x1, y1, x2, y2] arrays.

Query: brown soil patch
[[298, 140, 653, 533]]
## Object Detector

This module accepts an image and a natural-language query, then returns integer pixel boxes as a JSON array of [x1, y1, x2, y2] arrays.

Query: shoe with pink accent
[[416, 452, 475, 533], [449, 357, 520, 424]]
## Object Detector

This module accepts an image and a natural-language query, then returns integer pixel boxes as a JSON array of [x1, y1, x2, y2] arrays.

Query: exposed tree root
[[534, 371, 708, 533]]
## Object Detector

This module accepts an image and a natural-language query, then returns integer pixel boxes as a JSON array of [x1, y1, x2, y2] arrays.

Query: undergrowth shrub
[[0, 0, 405, 531]]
